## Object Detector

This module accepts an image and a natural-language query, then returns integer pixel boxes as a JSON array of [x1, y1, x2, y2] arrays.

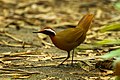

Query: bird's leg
[[59, 51, 70, 65], [71, 49, 74, 65]]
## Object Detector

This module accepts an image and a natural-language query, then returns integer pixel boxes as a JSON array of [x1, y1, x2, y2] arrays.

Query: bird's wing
[[56, 28, 84, 43]]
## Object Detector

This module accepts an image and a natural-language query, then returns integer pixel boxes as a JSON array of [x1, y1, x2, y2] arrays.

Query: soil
[[0, 0, 119, 80]]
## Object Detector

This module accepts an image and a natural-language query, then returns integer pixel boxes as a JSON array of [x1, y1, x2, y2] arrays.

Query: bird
[[33, 14, 94, 65]]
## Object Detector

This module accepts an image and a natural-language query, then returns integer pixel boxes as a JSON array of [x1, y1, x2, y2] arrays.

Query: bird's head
[[33, 27, 56, 36]]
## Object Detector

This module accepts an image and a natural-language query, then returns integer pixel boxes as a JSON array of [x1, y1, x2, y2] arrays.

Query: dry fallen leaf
[[37, 33, 47, 39]]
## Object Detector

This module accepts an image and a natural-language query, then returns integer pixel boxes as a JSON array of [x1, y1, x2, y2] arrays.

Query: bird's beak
[[33, 30, 44, 33]]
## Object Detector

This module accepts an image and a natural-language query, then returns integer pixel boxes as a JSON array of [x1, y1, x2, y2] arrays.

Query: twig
[[0, 68, 40, 74], [2, 40, 32, 48], [5, 32, 23, 42]]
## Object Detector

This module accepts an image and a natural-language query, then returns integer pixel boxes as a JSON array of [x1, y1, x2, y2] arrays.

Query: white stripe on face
[[44, 29, 56, 35]]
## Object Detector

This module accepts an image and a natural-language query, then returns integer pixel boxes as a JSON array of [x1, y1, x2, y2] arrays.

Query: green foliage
[[77, 44, 101, 50], [77, 39, 120, 50], [95, 39, 120, 45], [114, 2, 120, 11], [115, 76, 120, 80], [100, 49, 120, 59], [100, 23, 120, 32]]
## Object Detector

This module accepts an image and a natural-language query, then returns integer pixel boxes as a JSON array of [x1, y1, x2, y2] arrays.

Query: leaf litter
[[0, 0, 120, 80]]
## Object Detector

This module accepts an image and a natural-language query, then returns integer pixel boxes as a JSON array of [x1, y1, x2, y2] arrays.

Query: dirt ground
[[0, 0, 120, 80]]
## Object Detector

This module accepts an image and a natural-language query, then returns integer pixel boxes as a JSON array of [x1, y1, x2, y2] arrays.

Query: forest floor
[[0, 0, 120, 80]]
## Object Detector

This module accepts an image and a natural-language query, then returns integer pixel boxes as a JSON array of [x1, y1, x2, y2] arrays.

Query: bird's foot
[[57, 63, 64, 67], [71, 63, 74, 66], [57, 62, 74, 67]]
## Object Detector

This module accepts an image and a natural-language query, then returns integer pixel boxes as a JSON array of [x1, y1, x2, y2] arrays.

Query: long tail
[[76, 14, 94, 33]]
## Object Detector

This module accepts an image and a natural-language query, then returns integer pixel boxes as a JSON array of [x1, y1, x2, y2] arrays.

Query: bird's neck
[[49, 35, 55, 39], [49, 35, 56, 44]]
